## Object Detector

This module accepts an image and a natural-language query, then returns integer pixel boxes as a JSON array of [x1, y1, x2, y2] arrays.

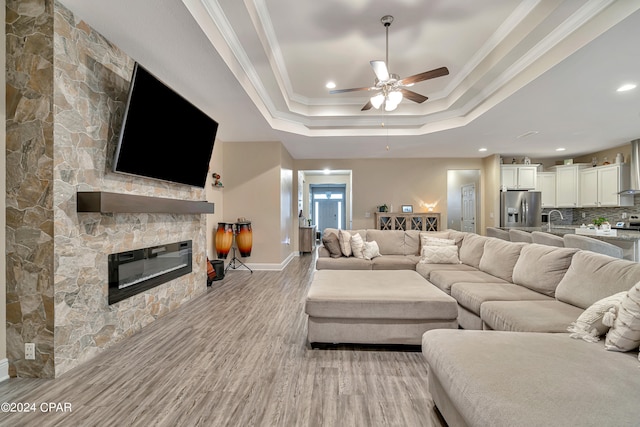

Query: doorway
[[310, 184, 346, 233], [447, 170, 481, 232]]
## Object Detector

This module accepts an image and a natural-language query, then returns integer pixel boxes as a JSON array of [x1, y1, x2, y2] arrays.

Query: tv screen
[[113, 63, 219, 188]]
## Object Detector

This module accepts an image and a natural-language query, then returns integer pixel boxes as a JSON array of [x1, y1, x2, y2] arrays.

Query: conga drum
[[215, 222, 234, 259], [235, 222, 253, 257]]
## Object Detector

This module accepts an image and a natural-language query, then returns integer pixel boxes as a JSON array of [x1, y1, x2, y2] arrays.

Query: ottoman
[[305, 270, 458, 345]]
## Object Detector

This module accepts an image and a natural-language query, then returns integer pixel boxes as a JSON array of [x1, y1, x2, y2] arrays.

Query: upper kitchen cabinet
[[579, 164, 633, 207], [501, 165, 539, 190], [553, 164, 589, 208], [536, 172, 556, 208]]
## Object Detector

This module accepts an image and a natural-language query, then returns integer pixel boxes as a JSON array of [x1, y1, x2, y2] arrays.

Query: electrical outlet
[[582, 212, 586, 219], [25, 343, 35, 360], [622, 212, 628, 219]]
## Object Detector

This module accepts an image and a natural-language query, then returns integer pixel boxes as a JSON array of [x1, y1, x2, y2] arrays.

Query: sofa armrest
[[317, 246, 331, 258]]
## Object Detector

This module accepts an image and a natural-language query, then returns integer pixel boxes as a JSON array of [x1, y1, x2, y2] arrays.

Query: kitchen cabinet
[[501, 165, 539, 190], [579, 164, 633, 207], [536, 172, 556, 208], [553, 164, 589, 208]]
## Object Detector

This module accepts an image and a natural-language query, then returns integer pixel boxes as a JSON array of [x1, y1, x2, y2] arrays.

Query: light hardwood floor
[[0, 252, 444, 427]]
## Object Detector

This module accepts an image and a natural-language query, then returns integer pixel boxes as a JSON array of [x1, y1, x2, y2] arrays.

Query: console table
[[299, 225, 317, 254], [375, 212, 440, 231]]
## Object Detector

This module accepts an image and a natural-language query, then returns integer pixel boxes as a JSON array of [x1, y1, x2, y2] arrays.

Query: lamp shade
[[370, 93, 385, 109], [384, 100, 398, 111], [388, 90, 403, 105]]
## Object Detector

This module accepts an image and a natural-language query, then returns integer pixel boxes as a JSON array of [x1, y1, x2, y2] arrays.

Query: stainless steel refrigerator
[[500, 191, 542, 227]]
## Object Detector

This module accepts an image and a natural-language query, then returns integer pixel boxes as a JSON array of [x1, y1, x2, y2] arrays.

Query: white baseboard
[[0, 359, 9, 382], [240, 252, 297, 271]]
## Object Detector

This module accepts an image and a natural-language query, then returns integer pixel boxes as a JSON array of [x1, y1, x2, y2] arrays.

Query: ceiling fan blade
[[400, 66, 449, 86], [330, 86, 373, 94], [400, 89, 428, 104], [370, 60, 389, 82], [361, 100, 373, 111]]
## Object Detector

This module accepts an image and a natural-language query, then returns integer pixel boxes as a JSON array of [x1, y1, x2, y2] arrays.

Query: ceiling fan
[[329, 15, 449, 111]]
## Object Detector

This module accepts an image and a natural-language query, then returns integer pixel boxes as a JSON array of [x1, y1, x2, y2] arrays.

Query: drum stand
[[225, 247, 253, 273]]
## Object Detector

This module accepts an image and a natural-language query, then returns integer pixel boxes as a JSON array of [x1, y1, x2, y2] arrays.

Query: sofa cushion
[[451, 282, 553, 316], [429, 270, 508, 295], [322, 233, 343, 258], [315, 256, 372, 270], [350, 233, 365, 258], [459, 234, 487, 268], [568, 291, 627, 343], [420, 245, 460, 264], [555, 251, 640, 309], [478, 239, 526, 282], [366, 230, 405, 255], [512, 244, 578, 297], [419, 231, 452, 248], [422, 330, 640, 427], [605, 281, 640, 352], [372, 255, 419, 270], [404, 230, 421, 256], [415, 263, 477, 281], [480, 300, 584, 332]]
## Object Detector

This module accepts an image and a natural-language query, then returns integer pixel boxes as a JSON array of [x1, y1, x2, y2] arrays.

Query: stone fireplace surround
[[6, 1, 208, 378]]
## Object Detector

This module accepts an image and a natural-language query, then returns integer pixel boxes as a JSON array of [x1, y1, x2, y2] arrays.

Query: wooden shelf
[[77, 191, 214, 214]]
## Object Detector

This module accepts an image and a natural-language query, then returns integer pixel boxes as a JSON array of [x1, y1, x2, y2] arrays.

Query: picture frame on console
[[401, 205, 413, 213]]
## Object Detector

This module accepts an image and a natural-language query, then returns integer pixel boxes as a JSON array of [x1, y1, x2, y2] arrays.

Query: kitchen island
[[499, 225, 640, 261]]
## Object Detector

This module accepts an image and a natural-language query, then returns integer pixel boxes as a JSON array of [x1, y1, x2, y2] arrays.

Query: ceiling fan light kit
[[329, 15, 449, 112]]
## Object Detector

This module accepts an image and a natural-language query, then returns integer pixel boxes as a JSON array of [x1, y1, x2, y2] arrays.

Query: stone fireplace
[[5, 1, 208, 378]]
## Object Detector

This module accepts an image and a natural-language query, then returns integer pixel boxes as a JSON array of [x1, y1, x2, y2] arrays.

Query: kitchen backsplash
[[542, 194, 640, 225]]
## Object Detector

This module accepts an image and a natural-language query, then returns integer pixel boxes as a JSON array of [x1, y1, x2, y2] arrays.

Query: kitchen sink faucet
[[546, 210, 564, 232]]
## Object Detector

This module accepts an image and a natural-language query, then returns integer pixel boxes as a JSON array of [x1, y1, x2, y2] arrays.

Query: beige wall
[[280, 145, 294, 262], [205, 140, 224, 259], [482, 154, 501, 231], [295, 158, 484, 231], [223, 142, 292, 265], [1, 0, 7, 379]]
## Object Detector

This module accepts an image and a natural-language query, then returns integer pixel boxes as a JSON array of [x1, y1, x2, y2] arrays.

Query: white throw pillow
[[605, 282, 640, 352], [567, 291, 627, 343], [423, 237, 456, 247], [362, 241, 381, 260], [420, 245, 460, 264], [338, 230, 352, 257], [350, 233, 365, 259]]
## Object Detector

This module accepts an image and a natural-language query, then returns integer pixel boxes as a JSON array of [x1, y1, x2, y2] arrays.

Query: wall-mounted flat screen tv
[[113, 63, 219, 188]]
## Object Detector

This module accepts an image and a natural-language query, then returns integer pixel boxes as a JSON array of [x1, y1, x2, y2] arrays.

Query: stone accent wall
[[6, 1, 209, 378]]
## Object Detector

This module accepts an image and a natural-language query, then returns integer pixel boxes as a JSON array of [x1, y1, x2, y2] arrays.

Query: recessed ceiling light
[[323, 168, 331, 175], [325, 81, 336, 89], [478, 148, 487, 152], [556, 147, 566, 152], [617, 83, 637, 92]]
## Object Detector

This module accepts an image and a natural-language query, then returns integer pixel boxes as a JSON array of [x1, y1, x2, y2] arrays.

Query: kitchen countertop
[[499, 225, 640, 242]]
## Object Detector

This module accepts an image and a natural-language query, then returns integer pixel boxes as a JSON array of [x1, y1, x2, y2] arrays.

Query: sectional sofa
[[314, 228, 640, 426]]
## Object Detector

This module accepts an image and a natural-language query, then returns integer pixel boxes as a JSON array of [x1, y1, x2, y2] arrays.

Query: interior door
[[461, 183, 476, 233]]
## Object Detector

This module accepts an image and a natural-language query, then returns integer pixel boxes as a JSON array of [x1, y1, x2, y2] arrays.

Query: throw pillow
[[338, 230, 352, 257], [362, 241, 381, 260], [350, 233, 365, 259], [423, 237, 456, 247], [420, 245, 460, 264], [322, 233, 342, 258], [605, 282, 640, 352], [567, 291, 627, 343]]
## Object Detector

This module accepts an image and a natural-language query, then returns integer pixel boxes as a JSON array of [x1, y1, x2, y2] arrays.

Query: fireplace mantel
[[77, 191, 214, 214]]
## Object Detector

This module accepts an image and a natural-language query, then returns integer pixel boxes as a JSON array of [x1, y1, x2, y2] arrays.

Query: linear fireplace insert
[[108, 240, 192, 304]]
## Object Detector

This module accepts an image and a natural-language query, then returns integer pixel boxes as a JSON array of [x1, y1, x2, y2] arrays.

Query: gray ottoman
[[305, 270, 458, 345]]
